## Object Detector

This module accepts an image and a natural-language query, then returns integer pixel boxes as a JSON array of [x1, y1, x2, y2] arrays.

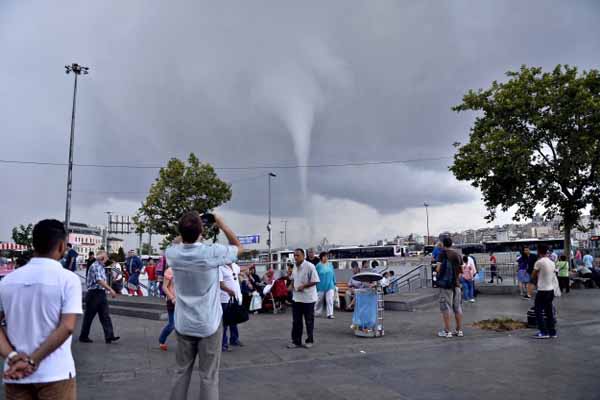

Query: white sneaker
[[454, 330, 464, 337], [437, 330, 452, 338], [469, 299, 476, 303]]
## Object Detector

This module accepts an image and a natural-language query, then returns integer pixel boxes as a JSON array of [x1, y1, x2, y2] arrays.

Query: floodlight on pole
[[64, 63, 89, 235]]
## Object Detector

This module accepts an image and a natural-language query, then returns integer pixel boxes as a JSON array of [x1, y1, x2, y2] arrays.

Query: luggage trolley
[[350, 272, 385, 338]]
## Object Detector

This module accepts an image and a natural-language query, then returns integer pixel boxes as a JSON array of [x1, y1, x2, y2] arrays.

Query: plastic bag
[[352, 290, 377, 329], [334, 287, 341, 309], [250, 291, 262, 312], [263, 284, 273, 296]]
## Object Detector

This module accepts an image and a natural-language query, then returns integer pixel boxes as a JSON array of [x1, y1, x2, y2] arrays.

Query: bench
[[336, 282, 349, 310], [571, 277, 593, 289]]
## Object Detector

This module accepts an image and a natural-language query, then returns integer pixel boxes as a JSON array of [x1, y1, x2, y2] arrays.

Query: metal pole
[[138, 232, 143, 256], [64, 73, 78, 234], [148, 229, 152, 256], [267, 172, 276, 269], [283, 220, 288, 247], [268, 175, 272, 268], [424, 203, 430, 246]]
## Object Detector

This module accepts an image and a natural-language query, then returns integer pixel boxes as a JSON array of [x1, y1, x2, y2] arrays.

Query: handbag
[[552, 274, 562, 297], [249, 291, 262, 312], [223, 298, 249, 325]]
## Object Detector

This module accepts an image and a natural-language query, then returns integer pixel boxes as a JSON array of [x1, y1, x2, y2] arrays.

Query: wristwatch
[[7, 351, 18, 362], [27, 358, 37, 370]]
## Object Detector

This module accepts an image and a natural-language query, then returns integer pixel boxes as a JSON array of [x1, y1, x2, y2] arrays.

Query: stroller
[[262, 278, 290, 314]]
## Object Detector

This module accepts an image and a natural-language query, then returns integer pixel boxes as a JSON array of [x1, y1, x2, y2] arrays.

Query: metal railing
[[389, 264, 427, 293]]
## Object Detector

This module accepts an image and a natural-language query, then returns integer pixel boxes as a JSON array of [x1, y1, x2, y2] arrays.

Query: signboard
[[238, 235, 260, 245]]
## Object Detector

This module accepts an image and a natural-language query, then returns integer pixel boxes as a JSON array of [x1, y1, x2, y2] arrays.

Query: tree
[[11, 224, 33, 248], [135, 153, 232, 242], [451, 65, 600, 258], [140, 243, 154, 255]]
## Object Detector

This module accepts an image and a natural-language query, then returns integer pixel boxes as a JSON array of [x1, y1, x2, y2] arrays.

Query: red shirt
[[145, 265, 157, 281], [490, 255, 497, 265]]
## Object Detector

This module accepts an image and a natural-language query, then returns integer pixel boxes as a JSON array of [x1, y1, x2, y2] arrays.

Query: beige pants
[[170, 325, 223, 400], [5, 378, 76, 400]]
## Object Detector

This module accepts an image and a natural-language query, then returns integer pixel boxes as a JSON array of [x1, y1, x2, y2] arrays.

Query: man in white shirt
[[0, 219, 82, 399], [219, 262, 243, 351], [531, 244, 557, 339], [288, 249, 320, 349], [165, 212, 242, 400]]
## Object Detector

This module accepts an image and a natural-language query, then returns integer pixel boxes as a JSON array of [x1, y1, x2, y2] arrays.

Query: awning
[[0, 243, 29, 251]]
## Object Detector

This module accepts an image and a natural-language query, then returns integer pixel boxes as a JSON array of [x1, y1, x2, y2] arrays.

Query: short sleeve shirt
[[0, 258, 82, 384], [534, 257, 556, 291], [86, 261, 107, 290], [166, 242, 238, 338], [292, 261, 320, 303], [219, 263, 242, 304]]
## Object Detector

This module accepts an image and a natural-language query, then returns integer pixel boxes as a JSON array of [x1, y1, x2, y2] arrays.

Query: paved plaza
[[3, 290, 600, 399]]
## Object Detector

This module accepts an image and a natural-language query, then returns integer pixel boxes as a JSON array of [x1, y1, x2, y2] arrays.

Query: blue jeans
[[461, 278, 474, 300], [159, 307, 175, 344], [148, 281, 159, 297], [221, 303, 239, 348]]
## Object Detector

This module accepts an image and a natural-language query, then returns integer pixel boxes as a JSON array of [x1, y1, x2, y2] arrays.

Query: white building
[[107, 237, 124, 254], [67, 222, 104, 259]]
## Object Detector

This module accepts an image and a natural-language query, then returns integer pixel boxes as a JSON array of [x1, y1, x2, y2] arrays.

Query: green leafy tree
[[11, 224, 33, 248], [135, 153, 232, 242], [451, 65, 600, 258]]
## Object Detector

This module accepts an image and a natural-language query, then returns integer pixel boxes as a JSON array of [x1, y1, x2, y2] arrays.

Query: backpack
[[437, 251, 456, 289]]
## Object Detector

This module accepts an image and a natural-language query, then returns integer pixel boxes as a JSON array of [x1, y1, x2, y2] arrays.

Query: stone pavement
[[4, 289, 600, 399]]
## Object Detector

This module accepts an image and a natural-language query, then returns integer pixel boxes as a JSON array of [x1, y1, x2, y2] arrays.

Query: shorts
[[439, 287, 462, 314]]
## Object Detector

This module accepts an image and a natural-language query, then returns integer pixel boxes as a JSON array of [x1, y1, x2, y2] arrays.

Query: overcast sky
[[1, 1, 599, 249]]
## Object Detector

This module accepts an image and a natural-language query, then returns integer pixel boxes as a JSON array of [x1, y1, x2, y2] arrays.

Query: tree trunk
[[564, 223, 572, 262]]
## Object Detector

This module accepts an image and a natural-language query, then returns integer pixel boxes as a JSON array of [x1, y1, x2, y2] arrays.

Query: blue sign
[[238, 235, 260, 245]]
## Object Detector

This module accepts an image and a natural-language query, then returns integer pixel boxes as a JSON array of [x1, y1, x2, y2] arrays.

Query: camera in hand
[[200, 213, 216, 227], [200, 213, 219, 241]]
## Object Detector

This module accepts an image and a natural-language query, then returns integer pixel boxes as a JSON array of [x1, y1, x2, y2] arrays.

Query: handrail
[[391, 264, 425, 285]]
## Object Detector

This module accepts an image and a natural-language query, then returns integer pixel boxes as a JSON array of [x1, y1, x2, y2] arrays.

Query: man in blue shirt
[[125, 250, 143, 296], [64, 243, 78, 272], [79, 251, 119, 344], [166, 212, 242, 400]]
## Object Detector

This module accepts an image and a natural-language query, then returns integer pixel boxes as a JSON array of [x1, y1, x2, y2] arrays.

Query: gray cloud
[[1, 0, 599, 242]]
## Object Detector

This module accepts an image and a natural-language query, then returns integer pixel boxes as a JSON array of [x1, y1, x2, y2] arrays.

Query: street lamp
[[64, 63, 89, 235], [424, 202, 430, 246], [267, 172, 277, 268]]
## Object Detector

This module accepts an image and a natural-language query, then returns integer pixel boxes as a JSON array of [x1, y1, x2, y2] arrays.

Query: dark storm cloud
[[1, 0, 599, 239]]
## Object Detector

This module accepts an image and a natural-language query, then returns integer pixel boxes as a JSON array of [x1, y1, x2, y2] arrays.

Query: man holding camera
[[166, 212, 242, 400]]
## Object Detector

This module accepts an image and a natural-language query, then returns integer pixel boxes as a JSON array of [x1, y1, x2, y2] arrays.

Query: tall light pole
[[281, 219, 288, 247], [64, 63, 89, 234], [267, 172, 277, 268], [424, 202, 430, 246]]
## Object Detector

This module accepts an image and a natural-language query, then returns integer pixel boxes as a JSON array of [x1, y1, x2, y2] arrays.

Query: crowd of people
[[2, 214, 600, 399]]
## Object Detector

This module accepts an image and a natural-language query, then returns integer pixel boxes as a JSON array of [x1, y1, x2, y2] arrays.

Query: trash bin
[[350, 272, 385, 338]]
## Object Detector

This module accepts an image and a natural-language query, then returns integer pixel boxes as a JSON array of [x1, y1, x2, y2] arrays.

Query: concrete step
[[107, 295, 166, 311], [384, 289, 438, 311], [476, 285, 520, 295], [109, 305, 168, 321]]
